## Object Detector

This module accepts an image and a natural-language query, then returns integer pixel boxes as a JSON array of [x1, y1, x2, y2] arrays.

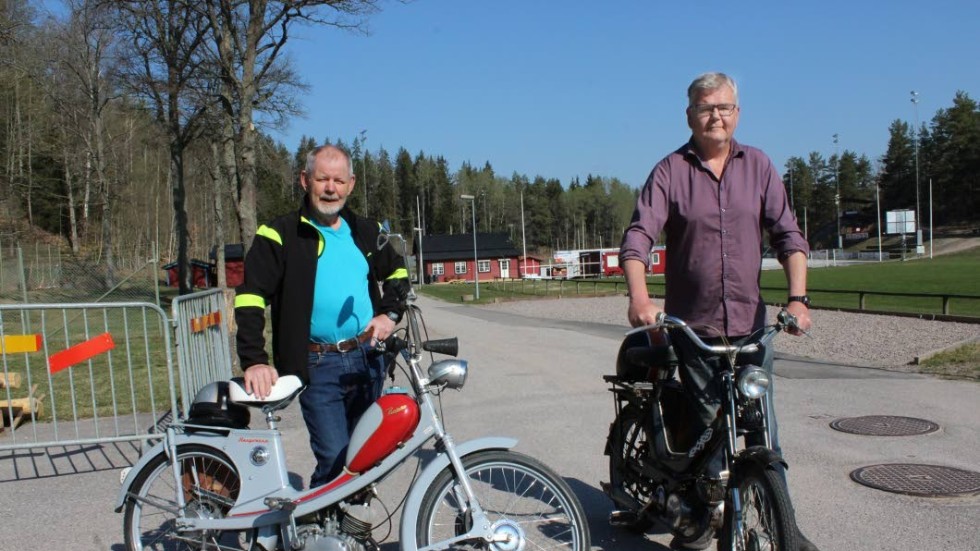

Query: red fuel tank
[[346, 393, 420, 473]]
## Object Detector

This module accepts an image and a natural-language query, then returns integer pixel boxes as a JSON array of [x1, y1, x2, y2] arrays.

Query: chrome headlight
[[428, 359, 468, 389], [737, 366, 770, 400]]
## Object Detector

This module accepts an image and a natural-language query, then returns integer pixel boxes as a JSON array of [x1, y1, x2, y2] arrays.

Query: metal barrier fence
[[0, 302, 178, 452], [171, 289, 234, 415]]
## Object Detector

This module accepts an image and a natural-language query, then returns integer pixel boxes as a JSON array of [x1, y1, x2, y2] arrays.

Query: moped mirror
[[376, 220, 408, 257]]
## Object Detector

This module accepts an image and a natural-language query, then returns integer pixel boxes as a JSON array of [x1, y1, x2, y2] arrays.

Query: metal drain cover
[[830, 415, 939, 436], [851, 464, 980, 496]]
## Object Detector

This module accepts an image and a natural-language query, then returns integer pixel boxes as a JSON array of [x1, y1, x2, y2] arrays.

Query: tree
[[114, 0, 213, 294], [200, 1, 380, 251]]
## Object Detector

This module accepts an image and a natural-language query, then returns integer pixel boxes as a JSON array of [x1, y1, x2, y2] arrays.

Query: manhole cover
[[829, 415, 939, 436], [851, 464, 980, 496]]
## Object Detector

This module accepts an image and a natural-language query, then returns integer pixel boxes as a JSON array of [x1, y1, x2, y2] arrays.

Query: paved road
[[1, 295, 978, 550]]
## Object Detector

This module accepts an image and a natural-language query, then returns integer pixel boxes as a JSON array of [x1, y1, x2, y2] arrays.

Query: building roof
[[415, 233, 521, 261]]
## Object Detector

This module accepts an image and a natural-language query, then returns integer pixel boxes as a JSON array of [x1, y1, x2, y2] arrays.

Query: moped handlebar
[[626, 309, 800, 357]]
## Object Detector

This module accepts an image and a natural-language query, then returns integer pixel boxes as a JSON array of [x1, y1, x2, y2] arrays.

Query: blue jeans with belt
[[299, 343, 384, 488]]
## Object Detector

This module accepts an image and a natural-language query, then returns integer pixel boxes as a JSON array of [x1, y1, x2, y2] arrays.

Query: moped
[[116, 229, 590, 551], [602, 311, 800, 550]]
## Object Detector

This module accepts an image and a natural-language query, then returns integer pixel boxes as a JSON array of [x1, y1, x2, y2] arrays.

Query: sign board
[[885, 210, 915, 235]]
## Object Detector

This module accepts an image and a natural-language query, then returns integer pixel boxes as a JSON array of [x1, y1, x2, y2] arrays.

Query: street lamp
[[833, 133, 841, 250], [359, 129, 368, 216], [460, 194, 479, 299], [910, 91, 921, 251]]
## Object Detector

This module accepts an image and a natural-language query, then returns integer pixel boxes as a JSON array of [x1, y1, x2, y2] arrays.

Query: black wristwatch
[[386, 311, 401, 323], [787, 295, 810, 308]]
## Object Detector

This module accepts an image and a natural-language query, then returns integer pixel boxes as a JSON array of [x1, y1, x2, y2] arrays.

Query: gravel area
[[478, 295, 980, 370]]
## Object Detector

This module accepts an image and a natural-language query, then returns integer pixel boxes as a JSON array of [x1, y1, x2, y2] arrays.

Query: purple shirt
[[620, 139, 808, 336]]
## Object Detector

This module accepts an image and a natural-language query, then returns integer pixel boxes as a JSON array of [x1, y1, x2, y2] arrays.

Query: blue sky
[[275, 1, 978, 188]]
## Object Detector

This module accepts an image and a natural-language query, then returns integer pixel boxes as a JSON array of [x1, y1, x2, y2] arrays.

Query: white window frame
[[478, 260, 491, 273], [431, 263, 444, 276], [651, 253, 661, 265], [455, 261, 467, 274]]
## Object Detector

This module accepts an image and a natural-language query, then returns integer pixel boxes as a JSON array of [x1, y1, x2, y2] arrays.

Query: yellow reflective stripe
[[235, 294, 266, 309], [386, 268, 409, 280], [256, 225, 282, 246], [300, 217, 325, 256]]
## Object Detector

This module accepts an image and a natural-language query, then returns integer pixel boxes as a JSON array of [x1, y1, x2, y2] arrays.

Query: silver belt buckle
[[337, 337, 358, 353]]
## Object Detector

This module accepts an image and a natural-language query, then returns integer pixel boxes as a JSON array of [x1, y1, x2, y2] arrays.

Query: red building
[[649, 245, 667, 275], [415, 233, 527, 283], [209, 243, 245, 287], [162, 259, 214, 289]]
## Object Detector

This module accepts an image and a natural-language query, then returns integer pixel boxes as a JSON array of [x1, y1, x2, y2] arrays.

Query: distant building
[[416, 233, 536, 283], [209, 243, 245, 287]]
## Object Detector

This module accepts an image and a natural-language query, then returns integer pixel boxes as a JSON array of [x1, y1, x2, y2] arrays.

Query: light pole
[[833, 133, 842, 250], [359, 129, 368, 216], [910, 91, 922, 251], [460, 194, 479, 299]]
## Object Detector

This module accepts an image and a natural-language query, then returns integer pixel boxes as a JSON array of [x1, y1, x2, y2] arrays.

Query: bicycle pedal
[[609, 510, 639, 527]]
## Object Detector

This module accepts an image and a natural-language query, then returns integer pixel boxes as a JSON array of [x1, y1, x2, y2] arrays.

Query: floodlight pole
[[833, 133, 842, 250], [460, 194, 479, 299], [911, 91, 921, 251]]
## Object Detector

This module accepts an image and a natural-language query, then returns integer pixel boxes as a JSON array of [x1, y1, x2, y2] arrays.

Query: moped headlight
[[428, 359, 468, 389], [737, 366, 770, 400]]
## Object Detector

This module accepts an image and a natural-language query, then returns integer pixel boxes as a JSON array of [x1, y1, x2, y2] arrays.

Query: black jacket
[[235, 199, 409, 381]]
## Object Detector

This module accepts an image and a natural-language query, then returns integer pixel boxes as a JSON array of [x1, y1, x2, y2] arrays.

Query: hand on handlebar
[[628, 300, 663, 328], [780, 302, 812, 336]]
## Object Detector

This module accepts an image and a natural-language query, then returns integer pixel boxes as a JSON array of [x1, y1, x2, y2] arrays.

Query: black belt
[[308, 333, 371, 353]]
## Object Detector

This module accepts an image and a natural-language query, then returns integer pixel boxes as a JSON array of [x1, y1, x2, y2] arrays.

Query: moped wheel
[[606, 405, 655, 532], [123, 444, 251, 551], [416, 449, 590, 550], [716, 463, 798, 551]]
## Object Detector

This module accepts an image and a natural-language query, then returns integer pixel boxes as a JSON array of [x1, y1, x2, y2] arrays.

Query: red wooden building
[[209, 243, 246, 287], [415, 233, 530, 283]]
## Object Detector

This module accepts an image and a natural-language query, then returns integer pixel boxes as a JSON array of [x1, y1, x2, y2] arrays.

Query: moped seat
[[227, 375, 304, 409]]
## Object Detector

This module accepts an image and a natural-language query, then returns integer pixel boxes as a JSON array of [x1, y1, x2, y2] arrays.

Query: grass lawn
[[420, 247, 980, 317]]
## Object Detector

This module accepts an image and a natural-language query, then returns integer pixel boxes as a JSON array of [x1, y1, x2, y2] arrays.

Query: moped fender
[[733, 445, 788, 472], [114, 434, 227, 512], [399, 437, 517, 551]]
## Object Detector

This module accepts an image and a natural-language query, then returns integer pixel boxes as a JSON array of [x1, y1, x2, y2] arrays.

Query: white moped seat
[[228, 375, 304, 409]]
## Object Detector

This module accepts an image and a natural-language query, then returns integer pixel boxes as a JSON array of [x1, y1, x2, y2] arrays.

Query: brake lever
[[777, 308, 812, 338]]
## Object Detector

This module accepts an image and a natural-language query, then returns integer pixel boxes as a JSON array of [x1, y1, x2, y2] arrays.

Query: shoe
[[669, 528, 714, 550], [798, 529, 820, 551]]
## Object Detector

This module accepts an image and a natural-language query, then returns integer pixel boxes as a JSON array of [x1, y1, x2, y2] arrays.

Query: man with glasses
[[619, 72, 817, 550]]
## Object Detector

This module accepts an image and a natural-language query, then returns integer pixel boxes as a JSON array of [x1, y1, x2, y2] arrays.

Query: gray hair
[[687, 72, 739, 106], [304, 144, 354, 179]]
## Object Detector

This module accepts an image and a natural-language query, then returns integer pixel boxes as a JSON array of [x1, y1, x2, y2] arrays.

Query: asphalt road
[[1, 295, 978, 550]]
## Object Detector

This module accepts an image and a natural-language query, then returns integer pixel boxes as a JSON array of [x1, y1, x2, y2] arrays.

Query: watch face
[[387, 311, 400, 322]]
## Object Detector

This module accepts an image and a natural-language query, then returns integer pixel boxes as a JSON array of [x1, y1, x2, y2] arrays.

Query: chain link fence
[[0, 240, 162, 306]]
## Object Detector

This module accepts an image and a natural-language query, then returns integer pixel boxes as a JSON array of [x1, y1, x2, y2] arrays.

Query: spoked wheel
[[124, 444, 251, 551], [717, 463, 798, 551], [416, 450, 590, 550], [607, 405, 656, 532]]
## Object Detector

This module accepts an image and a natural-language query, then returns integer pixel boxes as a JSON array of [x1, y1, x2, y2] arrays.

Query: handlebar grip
[[383, 335, 409, 354], [422, 337, 459, 357]]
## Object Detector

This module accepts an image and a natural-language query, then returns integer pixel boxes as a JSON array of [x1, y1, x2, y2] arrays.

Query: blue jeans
[[299, 343, 384, 488], [672, 334, 782, 475]]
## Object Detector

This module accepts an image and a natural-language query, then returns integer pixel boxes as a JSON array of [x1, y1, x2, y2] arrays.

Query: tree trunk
[[171, 146, 191, 294], [211, 140, 226, 288]]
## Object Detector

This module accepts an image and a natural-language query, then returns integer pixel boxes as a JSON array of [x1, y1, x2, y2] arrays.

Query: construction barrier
[[0, 302, 178, 452], [171, 289, 234, 416]]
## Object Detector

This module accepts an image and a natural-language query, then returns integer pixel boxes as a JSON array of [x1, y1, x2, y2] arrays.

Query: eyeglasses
[[692, 103, 738, 118]]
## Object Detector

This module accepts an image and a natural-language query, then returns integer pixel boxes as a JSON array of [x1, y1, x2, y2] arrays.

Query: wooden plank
[[0, 372, 22, 389], [1, 384, 44, 429]]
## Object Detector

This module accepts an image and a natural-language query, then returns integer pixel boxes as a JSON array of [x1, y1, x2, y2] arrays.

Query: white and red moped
[[115, 230, 590, 551]]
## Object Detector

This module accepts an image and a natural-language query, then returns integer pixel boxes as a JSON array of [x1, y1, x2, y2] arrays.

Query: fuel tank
[[346, 392, 420, 473]]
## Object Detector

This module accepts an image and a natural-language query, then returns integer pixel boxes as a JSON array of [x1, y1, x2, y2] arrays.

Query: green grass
[[418, 247, 980, 318], [919, 342, 980, 380]]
